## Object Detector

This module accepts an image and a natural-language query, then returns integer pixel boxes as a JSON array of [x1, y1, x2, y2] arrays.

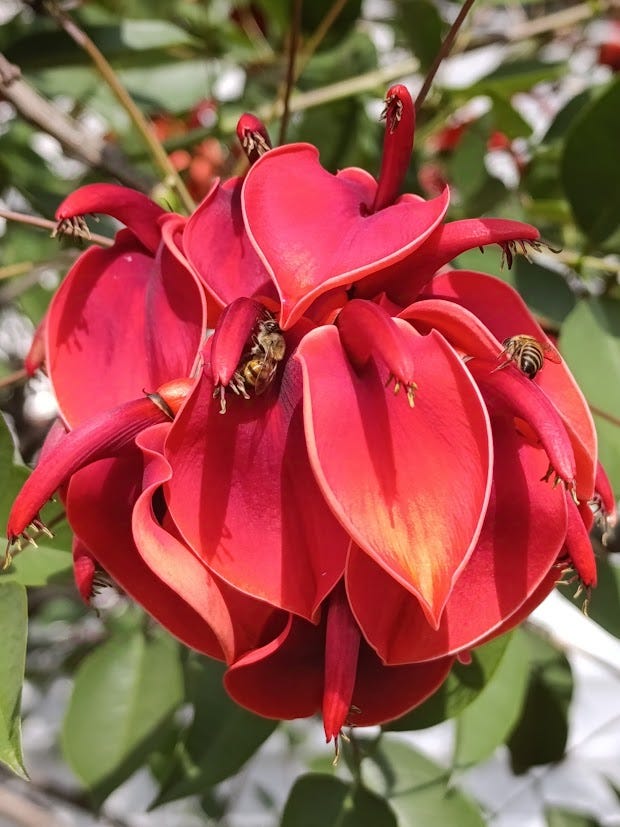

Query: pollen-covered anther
[[52, 214, 92, 241], [499, 238, 560, 270], [386, 372, 417, 408], [541, 463, 578, 502], [4, 518, 53, 568], [381, 90, 404, 133]]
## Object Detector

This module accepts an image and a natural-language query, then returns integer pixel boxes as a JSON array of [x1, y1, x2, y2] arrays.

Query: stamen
[[52, 214, 92, 242], [385, 373, 417, 407], [499, 238, 561, 270], [540, 462, 577, 500]]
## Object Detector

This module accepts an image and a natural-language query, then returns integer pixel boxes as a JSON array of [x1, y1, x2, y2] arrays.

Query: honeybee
[[495, 334, 560, 380], [230, 314, 286, 399]]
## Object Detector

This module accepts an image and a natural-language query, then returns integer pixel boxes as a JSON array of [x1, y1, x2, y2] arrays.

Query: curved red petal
[[209, 297, 265, 387], [564, 493, 597, 588], [72, 538, 97, 604], [183, 178, 276, 307], [47, 228, 205, 426], [354, 218, 540, 303], [133, 424, 278, 662], [164, 358, 349, 619], [297, 324, 492, 625], [350, 647, 454, 728], [595, 460, 617, 522], [66, 444, 228, 658], [224, 614, 323, 720], [346, 416, 568, 663], [242, 143, 449, 328], [56, 184, 166, 254], [7, 398, 168, 544], [423, 270, 597, 499]]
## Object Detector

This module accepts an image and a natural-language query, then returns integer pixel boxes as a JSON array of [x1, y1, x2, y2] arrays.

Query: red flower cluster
[[7, 86, 613, 745]]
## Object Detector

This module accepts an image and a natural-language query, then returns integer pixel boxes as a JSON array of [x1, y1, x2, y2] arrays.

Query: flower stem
[[588, 404, 620, 429], [416, 0, 478, 113], [42, 1, 195, 214], [278, 0, 303, 145], [0, 262, 33, 281], [0, 209, 114, 247]]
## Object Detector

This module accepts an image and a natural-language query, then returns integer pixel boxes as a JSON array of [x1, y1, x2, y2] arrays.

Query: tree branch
[[0, 53, 152, 192]]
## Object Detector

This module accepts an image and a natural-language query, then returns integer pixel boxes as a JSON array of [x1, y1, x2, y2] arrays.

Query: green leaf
[[0, 582, 28, 779], [62, 628, 184, 803], [562, 77, 620, 243], [468, 59, 566, 98], [454, 630, 529, 767], [507, 631, 573, 773], [154, 655, 278, 804], [384, 634, 511, 731], [1, 545, 73, 588], [393, 0, 443, 71], [559, 298, 620, 492], [584, 556, 620, 638], [363, 737, 485, 827], [281, 775, 397, 827], [545, 807, 602, 827]]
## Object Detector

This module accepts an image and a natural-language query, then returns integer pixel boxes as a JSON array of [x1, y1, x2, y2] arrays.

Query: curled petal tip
[[236, 113, 272, 164]]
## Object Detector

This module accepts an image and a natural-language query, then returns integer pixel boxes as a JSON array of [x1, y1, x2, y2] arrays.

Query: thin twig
[[416, 0, 478, 113], [0, 262, 34, 281], [278, 0, 303, 145], [0, 368, 27, 390], [299, 0, 349, 74], [0, 53, 152, 191], [0, 209, 114, 247], [42, 1, 195, 213], [589, 404, 620, 429]]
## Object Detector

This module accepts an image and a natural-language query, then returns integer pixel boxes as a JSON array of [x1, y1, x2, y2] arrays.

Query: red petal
[[24, 311, 47, 376], [183, 178, 276, 307], [296, 324, 492, 626], [47, 228, 205, 426], [564, 493, 597, 588], [322, 582, 361, 743], [372, 84, 415, 213], [350, 647, 454, 728], [224, 615, 323, 720], [209, 297, 265, 387], [242, 144, 449, 328], [346, 416, 568, 663], [423, 270, 597, 499], [72, 539, 97, 604], [66, 442, 227, 658], [7, 398, 168, 544], [164, 358, 349, 619], [55, 184, 166, 254], [133, 424, 279, 662], [595, 460, 616, 522]]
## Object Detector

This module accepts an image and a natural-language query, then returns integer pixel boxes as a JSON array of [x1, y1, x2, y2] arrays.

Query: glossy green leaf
[[384, 634, 512, 731], [1, 545, 72, 588], [562, 78, 620, 243], [394, 0, 443, 70], [363, 737, 485, 827], [507, 631, 573, 773], [154, 655, 278, 804], [62, 628, 183, 802], [281, 775, 397, 827], [454, 630, 529, 767], [546, 807, 602, 827], [559, 298, 620, 492], [584, 556, 620, 638], [0, 582, 28, 779], [469, 60, 566, 98]]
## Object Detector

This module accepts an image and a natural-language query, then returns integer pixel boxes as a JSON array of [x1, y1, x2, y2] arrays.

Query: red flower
[[6, 87, 610, 747]]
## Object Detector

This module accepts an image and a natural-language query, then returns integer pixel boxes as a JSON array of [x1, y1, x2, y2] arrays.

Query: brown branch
[[589, 404, 620, 429], [0, 53, 152, 191], [278, 0, 303, 145], [0, 208, 114, 247], [0, 368, 27, 390], [416, 0, 478, 112]]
